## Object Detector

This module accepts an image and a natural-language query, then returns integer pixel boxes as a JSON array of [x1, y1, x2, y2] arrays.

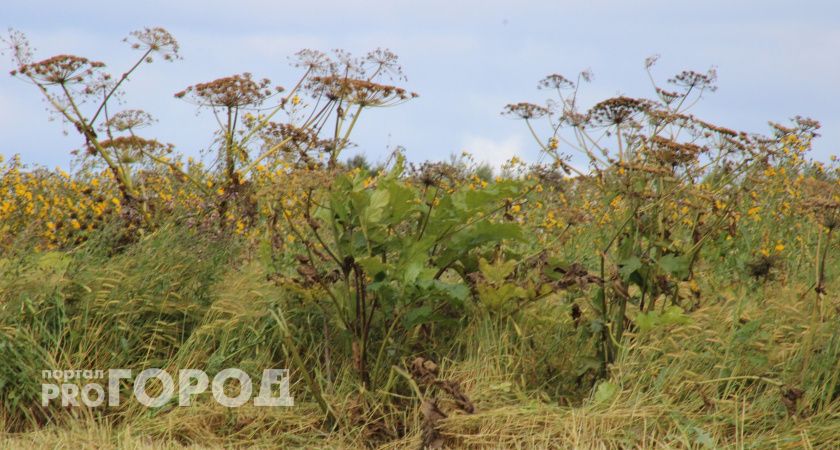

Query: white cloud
[[461, 134, 525, 170], [461, 133, 597, 177]]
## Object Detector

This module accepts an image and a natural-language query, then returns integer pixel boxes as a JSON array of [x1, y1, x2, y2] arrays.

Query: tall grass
[[0, 222, 837, 448]]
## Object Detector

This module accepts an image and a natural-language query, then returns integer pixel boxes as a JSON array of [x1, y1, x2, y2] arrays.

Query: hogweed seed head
[[175, 73, 281, 109], [126, 27, 181, 62]]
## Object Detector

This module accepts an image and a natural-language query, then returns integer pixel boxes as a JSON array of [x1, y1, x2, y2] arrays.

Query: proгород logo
[[41, 368, 294, 408]]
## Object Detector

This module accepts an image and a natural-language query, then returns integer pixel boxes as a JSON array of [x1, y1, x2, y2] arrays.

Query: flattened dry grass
[[389, 284, 840, 449], [0, 227, 837, 448]]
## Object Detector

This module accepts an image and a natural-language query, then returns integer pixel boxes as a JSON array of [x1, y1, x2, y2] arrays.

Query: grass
[[0, 224, 837, 449]]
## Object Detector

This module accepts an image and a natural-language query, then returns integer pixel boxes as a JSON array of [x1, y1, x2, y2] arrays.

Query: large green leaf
[[478, 257, 518, 284], [384, 181, 417, 223], [594, 381, 618, 404], [658, 254, 690, 279], [618, 256, 642, 281], [364, 189, 390, 225], [356, 256, 389, 278], [403, 305, 433, 328]]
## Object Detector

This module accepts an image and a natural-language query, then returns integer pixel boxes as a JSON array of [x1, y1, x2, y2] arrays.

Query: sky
[[2, 0, 839, 171]]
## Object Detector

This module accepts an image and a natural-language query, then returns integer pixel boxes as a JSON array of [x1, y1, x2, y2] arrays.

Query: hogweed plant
[[4, 28, 181, 229], [279, 154, 527, 393], [173, 49, 416, 229], [505, 56, 823, 373]]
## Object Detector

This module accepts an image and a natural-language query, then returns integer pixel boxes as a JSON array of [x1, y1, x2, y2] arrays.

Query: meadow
[[0, 28, 838, 448]]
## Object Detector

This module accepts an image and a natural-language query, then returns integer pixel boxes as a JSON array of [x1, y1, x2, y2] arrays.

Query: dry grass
[[0, 228, 837, 449]]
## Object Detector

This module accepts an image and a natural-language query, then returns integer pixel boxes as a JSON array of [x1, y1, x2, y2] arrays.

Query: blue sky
[[2, 0, 838, 170]]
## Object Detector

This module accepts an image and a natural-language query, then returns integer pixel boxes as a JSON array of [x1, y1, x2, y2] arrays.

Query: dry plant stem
[[815, 226, 832, 317], [224, 107, 236, 185], [238, 100, 333, 175], [16, 44, 167, 228], [288, 192, 375, 388], [236, 66, 312, 148], [270, 309, 337, 428], [801, 225, 832, 375], [90, 48, 154, 124], [371, 309, 407, 383], [695, 375, 783, 387], [416, 186, 439, 241], [137, 150, 212, 196], [282, 208, 352, 329], [598, 207, 640, 371]]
